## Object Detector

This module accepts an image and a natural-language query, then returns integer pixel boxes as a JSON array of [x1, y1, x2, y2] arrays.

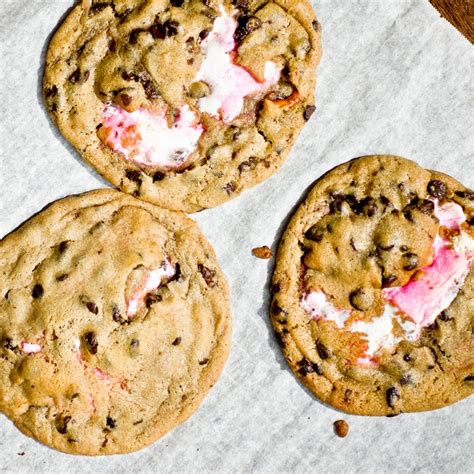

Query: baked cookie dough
[[271, 156, 473, 415], [0, 189, 231, 455], [43, 0, 322, 212]]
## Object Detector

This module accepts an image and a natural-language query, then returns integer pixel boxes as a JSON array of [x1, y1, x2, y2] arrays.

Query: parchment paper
[[0, 1, 473, 472]]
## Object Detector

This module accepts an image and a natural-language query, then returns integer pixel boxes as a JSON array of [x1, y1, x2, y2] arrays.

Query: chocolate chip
[[170, 0, 184, 6], [427, 180, 446, 199], [32, 284, 44, 299], [83, 70, 90, 82], [129, 29, 143, 44], [199, 358, 209, 365], [416, 198, 434, 215], [198, 264, 216, 288], [168, 263, 181, 282], [130, 339, 139, 349], [86, 302, 98, 315], [464, 375, 474, 382], [303, 105, 316, 121], [172, 336, 182, 346], [199, 29, 211, 41], [45, 85, 58, 98], [90, 2, 112, 14], [149, 23, 165, 40], [84, 332, 98, 354], [106, 417, 116, 429], [400, 245, 408, 252], [297, 358, 322, 376], [163, 20, 179, 36], [232, 0, 249, 9], [305, 223, 324, 242], [386, 387, 400, 408], [234, 15, 262, 44], [359, 197, 377, 217], [316, 341, 331, 360], [56, 415, 72, 434], [142, 79, 158, 100], [455, 190, 474, 200], [58, 241, 69, 253], [121, 93, 131, 106], [403, 353, 412, 362], [4, 338, 16, 351], [126, 169, 142, 183], [438, 310, 452, 322], [312, 20, 320, 32], [382, 275, 397, 288], [400, 374, 413, 385], [271, 283, 280, 294], [223, 182, 236, 195], [380, 195, 391, 208], [109, 38, 116, 52], [56, 274, 69, 282], [69, 69, 80, 84], [333, 420, 349, 438], [272, 302, 285, 316], [329, 193, 346, 213], [402, 252, 419, 271], [145, 293, 162, 308], [112, 306, 127, 325], [153, 171, 165, 182]]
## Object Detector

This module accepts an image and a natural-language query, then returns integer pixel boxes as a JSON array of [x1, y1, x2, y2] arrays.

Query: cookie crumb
[[252, 246, 273, 259], [333, 420, 349, 438]]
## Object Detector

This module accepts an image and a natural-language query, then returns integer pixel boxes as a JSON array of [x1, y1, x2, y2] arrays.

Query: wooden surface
[[430, 0, 474, 43]]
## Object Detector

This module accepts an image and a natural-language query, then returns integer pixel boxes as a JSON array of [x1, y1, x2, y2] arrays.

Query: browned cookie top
[[0, 190, 231, 455], [43, 0, 321, 212], [272, 156, 473, 416]]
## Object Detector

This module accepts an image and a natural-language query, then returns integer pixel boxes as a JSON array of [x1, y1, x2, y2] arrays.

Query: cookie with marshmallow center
[[44, 0, 321, 212], [272, 156, 473, 415]]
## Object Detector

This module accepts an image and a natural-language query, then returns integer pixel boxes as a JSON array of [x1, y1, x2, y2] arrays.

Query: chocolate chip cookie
[[0, 189, 231, 454], [271, 156, 473, 415], [43, 0, 321, 212]]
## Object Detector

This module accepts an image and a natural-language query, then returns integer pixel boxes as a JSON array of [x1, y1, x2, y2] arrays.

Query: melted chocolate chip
[[69, 69, 80, 84], [271, 283, 281, 294], [199, 29, 211, 41], [126, 170, 142, 183], [359, 197, 378, 217], [149, 23, 165, 40], [153, 171, 165, 182], [349, 288, 371, 311], [316, 341, 331, 360], [386, 387, 400, 408], [199, 358, 209, 365], [109, 38, 116, 52], [400, 374, 413, 386], [402, 252, 419, 271], [56, 415, 72, 434], [106, 417, 116, 429], [112, 306, 127, 325], [129, 29, 144, 44], [84, 332, 98, 354], [163, 20, 179, 37], [416, 198, 434, 215], [382, 275, 397, 288], [122, 71, 138, 82], [232, 0, 249, 9], [90, 2, 112, 14], [86, 302, 99, 315], [169, 263, 181, 282], [146, 294, 162, 308], [58, 241, 69, 253], [4, 338, 16, 351], [297, 358, 322, 376], [56, 273, 69, 282], [142, 78, 158, 100], [130, 338, 140, 349], [312, 20, 320, 32], [45, 85, 58, 98], [171, 0, 185, 6], [172, 336, 182, 346], [305, 223, 324, 242], [403, 353, 412, 362], [427, 180, 446, 199], [83, 70, 90, 82], [234, 15, 262, 44], [121, 93, 132, 106], [303, 105, 316, 121], [224, 182, 236, 195], [438, 310, 452, 322], [198, 264, 216, 288], [32, 284, 44, 299], [464, 375, 474, 382], [455, 190, 474, 200]]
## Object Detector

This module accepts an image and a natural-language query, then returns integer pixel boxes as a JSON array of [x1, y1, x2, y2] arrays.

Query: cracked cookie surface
[[0, 189, 231, 454], [271, 156, 473, 415], [43, 0, 321, 212]]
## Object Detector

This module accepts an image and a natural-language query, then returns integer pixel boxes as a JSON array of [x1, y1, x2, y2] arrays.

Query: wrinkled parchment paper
[[0, 1, 472, 472]]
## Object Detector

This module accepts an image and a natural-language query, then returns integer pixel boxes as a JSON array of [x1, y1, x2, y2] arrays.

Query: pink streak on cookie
[[20, 342, 42, 354], [195, 7, 280, 122], [102, 104, 203, 168], [126, 259, 176, 317], [384, 201, 472, 339]]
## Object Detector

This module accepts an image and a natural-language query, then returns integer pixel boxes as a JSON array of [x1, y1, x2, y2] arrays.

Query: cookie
[[0, 189, 231, 455], [43, 0, 322, 213], [271, 156, 473, 415]]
